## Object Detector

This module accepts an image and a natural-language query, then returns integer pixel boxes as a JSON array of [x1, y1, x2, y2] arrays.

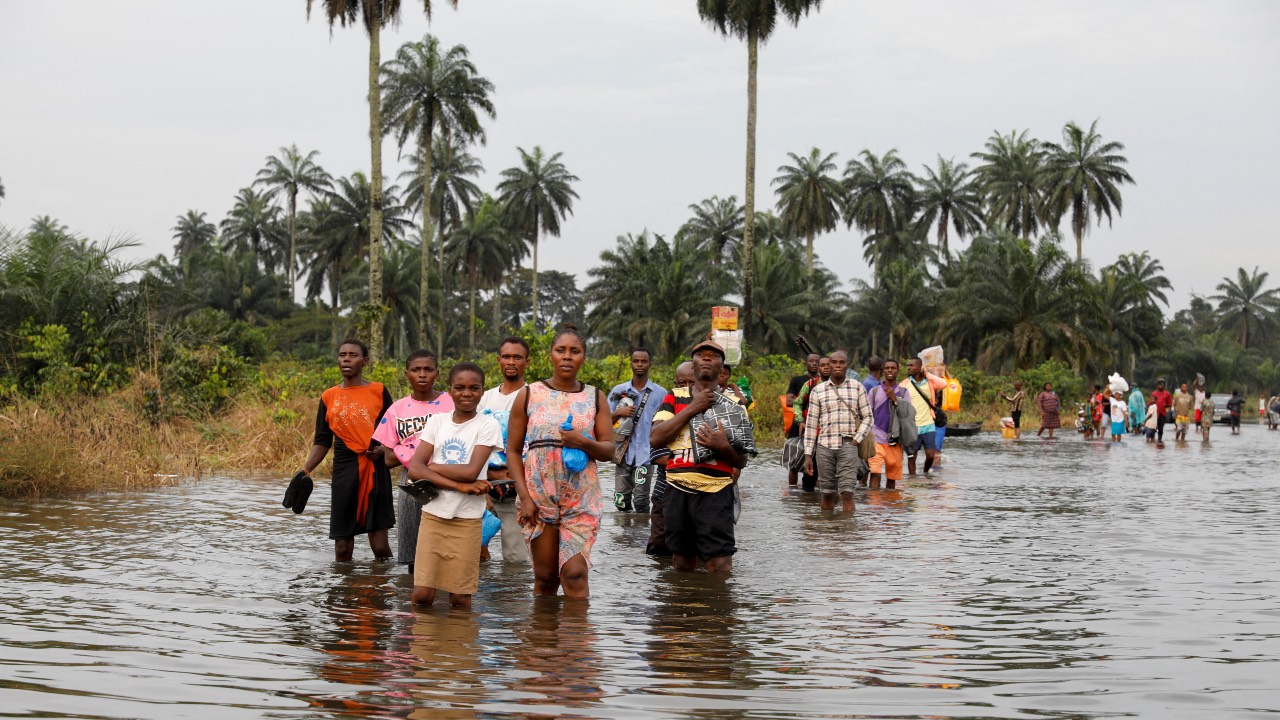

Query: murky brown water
[[3, 426, 1279, 719]]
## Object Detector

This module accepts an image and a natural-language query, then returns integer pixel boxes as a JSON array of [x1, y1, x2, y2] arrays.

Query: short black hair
[[630, 347, 652, 360], [339, 338, 369, 357], [497, 336, 530, 355], [867, 355, 884, 372], [406, 348, 437, 367], [448, 361, 485, 384]]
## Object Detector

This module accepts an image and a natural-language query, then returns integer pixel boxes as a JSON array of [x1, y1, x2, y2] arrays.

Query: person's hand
[[463, 479, 492, 496], [803, 456, 815, 476], [516, 497, 538, 526], [695, 419, 732, 454], [614, 404, 635, 418], [689, 385, 716, 414], [560, 427, 589, 449]]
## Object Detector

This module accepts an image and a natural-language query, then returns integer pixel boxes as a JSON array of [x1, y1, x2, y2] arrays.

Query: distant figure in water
[[299, 339, 395, 562], [1036, 383, 1061, 439], [1109, 391, 1128, 444], [1002, 381, 1025, 439]]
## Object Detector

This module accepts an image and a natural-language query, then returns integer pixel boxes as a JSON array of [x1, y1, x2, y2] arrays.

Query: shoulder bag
[[909, 378, 947, 428], [830, 382, 877, 460], [612, 387, 653, 464]]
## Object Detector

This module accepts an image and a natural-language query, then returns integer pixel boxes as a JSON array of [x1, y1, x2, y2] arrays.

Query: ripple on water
[[1, 427, 1279, 718]]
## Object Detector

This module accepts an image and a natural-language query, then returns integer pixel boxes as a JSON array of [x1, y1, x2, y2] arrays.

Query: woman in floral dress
[[507, 324, 614, 598]]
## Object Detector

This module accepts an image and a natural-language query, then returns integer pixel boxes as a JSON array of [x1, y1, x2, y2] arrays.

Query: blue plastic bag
[[561, 413, 590, 474], [483, 408, 510, 467], [481, 508, 502, 546]]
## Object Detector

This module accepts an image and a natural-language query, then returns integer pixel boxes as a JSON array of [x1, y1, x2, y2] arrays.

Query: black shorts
[[663, 482, 736, 560], [1011, 410, 1022, 429]]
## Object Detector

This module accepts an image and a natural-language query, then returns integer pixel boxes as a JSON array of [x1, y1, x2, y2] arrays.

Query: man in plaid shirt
[[802, 350, 872, 513]]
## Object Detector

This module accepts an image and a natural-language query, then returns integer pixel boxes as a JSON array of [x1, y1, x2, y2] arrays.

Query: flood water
[[2, 425, 1279, 719]]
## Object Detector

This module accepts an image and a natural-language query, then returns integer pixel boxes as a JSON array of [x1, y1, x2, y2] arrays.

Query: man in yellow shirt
[[899, 356, 948, 475]]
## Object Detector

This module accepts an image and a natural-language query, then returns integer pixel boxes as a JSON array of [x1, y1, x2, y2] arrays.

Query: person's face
[[405, 356, 438, 395], [907, 358, 923, 377], [630, 351, 651, 378], [1157, 382, 1165, 390], [1181, 384, 1188, 393], [883, 361, 899, 384], [675, 363, 695, 388], [717, 365, 731, 387], [497, 342, 529, 382], [692, 349, 723, 382], [818, 358, 832, 378], [449, 370, 485, 412], [338, 343, 368, 379], [829, 352, 849, 382], [551, 335, 585, 380], [805, 354, 820, 374], [1044, 383, 1052, 392]]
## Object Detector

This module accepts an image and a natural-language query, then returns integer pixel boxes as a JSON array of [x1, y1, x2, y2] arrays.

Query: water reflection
[[0, 429, 1278, 718]]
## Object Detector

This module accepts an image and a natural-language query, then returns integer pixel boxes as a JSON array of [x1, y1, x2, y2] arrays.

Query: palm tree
[[1211, 266, 1280, 350], [306, 0, 459, 360], [676, 195, 745, 264], [300, 173, 411, 316], [254, 144, 333, 299], [843, 149, 915, 236], [1042, 120, 1134, 262], [772, 147, 843, 281], [170, 210, 217, 268], [1108, 251, 1172, 309], [939, 232, 1103, 372], [496, 146, 579, 329], [843, 149, 915, 276], [446, 196, 519, 354], [381, 33, 495, 349], [0, 177, 5, 206], [971, 130, 1048, 239], [696, 0, 825, 346], [914, 156, 984, 255], [746, 242, 846, 356], [220, 188, 287, 274]]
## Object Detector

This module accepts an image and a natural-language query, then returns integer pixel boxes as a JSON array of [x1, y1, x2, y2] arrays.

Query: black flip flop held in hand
[[283, 471, 313, 514]]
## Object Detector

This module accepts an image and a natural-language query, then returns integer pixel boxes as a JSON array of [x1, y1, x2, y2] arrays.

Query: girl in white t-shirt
[[1143, 402, 1158, 443], [407, 362, 502, 609], [1109, 391, 1128, 444]]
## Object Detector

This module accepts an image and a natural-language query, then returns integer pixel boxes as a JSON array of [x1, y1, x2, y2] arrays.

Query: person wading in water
[[298, 339, 395, 562]]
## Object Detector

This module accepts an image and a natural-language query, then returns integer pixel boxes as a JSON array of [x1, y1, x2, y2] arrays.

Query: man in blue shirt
[[608, 348, 668, 513], [862, 355, 884, 393]]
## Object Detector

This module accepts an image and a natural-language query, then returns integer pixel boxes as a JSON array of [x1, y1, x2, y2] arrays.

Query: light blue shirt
[[607, 378, 667, 466]]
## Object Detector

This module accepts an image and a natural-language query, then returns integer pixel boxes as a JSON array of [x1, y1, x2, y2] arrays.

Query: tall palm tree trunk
[[287, 190, 297, 300], [437, 221, 447, 357], [492, 284, 501, 341], [740, 27, 759, 347], [530, 225, 540, 329], [367, 21, 385, 361], [805, 228, 814, 334], [468, 270, 478, 355], [938, 207, 950, 255], [1073, 198, 1085, 262], [418, 143, 433, 350]]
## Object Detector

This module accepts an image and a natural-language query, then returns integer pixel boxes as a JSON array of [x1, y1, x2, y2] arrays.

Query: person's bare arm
[[561, 389, 615, 462], [650, 387, 714, 447], [506, 388, 537, 526]]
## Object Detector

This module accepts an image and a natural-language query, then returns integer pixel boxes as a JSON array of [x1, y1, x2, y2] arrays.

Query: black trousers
[[1156, 412, 1168, 442]]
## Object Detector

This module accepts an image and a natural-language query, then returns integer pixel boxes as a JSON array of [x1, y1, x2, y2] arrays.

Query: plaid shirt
[[803, 378, 873, 454]]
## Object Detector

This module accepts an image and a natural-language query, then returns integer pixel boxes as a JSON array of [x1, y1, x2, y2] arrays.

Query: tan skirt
[[414, 513, 482, 595]]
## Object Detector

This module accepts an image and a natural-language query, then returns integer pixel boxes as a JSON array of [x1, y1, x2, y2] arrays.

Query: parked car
[[1209, 394, 1232, 424]]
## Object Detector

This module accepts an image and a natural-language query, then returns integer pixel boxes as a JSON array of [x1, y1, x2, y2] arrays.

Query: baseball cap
[[690, 338, 726, 360]]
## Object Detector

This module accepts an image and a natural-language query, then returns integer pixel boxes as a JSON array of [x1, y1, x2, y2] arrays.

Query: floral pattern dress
[[521, 381, 602, 569]]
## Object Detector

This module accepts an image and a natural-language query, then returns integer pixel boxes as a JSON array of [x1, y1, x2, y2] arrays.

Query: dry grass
[[0, 389, 329, 499]]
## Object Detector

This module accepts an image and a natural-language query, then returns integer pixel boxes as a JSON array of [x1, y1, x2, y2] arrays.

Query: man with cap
[[650, 338, 756, 573]]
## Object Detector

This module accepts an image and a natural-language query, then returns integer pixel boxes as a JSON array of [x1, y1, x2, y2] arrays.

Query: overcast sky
[[2, 1, 1277, 311]]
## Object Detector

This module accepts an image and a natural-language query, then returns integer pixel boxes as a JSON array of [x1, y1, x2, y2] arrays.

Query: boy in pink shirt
[[372, 350, 453, 572]]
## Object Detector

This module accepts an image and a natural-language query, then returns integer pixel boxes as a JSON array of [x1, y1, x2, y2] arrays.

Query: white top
[[1144, 404, 1158, 429], [479, 383, 526, 413], [1110, 400, 1128, 424], [417, 412, 502, 520]]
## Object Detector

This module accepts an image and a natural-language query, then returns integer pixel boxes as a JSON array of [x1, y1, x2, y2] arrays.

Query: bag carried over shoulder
[[858, 429, 876, 459], [612, 387, 654, 464], [909, 378, 947, 428], [780, 436, 806, 472]]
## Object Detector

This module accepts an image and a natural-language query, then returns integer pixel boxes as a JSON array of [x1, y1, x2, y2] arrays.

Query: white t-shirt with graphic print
[[417, 412, 502, 520]]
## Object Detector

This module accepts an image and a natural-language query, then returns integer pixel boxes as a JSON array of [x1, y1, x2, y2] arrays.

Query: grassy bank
[[0, 356, 1090, 499]]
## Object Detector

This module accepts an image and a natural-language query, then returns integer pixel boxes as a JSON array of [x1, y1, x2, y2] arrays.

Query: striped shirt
[[802, 379, 873, 454]]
